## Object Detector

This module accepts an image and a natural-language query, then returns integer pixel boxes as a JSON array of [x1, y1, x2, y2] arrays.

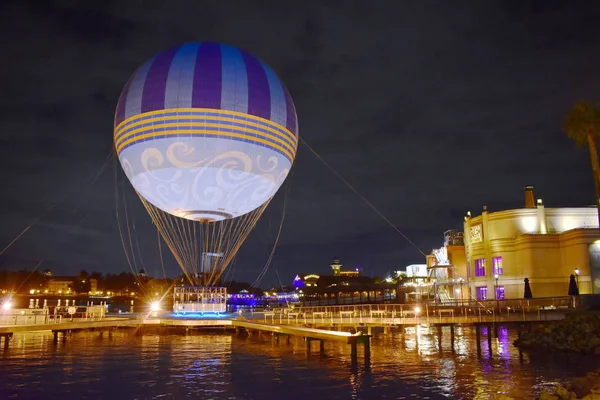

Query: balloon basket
[[173, 286, 227, 315]]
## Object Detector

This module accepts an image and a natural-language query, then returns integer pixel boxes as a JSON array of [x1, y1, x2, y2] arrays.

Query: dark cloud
[[1, 0, 600, 286]]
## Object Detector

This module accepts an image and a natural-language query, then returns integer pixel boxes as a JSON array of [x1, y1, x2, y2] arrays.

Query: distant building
[[89, 278, 98, 294], [293, 257, 395, 306], [464, 186, 600, 300], [396, 233, 468, 304], [404, 264, 427, 278], [46, 277, 75, 294]]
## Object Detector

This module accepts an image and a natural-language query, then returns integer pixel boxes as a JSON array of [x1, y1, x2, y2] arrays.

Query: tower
[[201, 252, 224, 284], [524, 185, 536, 208], [330, 257, 342, 276]]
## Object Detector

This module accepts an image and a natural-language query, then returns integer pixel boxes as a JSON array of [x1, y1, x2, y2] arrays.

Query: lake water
[[1, 325, 597, 399]]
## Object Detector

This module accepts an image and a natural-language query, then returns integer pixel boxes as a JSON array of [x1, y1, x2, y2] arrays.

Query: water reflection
[[0, 325, 599, 399]]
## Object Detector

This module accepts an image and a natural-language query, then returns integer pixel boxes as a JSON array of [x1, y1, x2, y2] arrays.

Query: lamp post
[[574, 268, 580, 287], [458, 277, 464, 306], [494, 274, 499, 299]]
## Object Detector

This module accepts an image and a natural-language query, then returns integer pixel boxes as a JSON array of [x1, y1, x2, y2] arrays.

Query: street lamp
[[575, 269, 580, 287], [494, 274, 499, 299]]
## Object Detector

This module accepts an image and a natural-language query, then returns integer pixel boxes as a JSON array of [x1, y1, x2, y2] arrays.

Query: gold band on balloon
[[114, 108, 297, 162]]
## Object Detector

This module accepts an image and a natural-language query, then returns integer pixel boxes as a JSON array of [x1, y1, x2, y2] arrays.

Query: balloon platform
[[142, 311, 251, 331]]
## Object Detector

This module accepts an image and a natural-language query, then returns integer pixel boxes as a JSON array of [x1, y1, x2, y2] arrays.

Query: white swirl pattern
[[120, 138, 292, 221]]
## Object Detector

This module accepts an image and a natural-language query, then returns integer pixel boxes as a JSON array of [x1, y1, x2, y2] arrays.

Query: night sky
[[2, 1, 600, 287]]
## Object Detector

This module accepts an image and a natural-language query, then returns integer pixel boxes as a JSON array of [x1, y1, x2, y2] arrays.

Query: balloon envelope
[[114, 42, 298, 222]]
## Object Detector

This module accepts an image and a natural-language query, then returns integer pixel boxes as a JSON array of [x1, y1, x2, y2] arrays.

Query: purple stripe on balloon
[[141, 47, 178, 113], [283, 86, 298, 137], [241, 51, 271, 120], [191, 43, 222, 109], [114, 76, 133, 127]]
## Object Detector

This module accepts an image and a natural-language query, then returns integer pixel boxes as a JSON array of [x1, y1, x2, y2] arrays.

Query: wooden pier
[[232, 320, 372, 365], [0, 302, 566, 364]]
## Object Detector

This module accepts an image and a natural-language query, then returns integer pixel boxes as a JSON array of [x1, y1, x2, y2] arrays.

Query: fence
[[256, 296, 572, 325], [0, 305, 106, 326]]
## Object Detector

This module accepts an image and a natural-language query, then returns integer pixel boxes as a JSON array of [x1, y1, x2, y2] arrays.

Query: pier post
[[363, 338, 371, 366], [2, 333, 12, 350], [450, 325, 455, 349], [306, 338, 312, 356], [350, 341, 358, 365], [367, 326, 372, 336], [319, 340, 325, 356], [487, 325, 492, 352]]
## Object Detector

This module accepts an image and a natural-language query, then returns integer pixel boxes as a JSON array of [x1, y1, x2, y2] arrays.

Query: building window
[[495, 286, 505, 300], [475, 258, 486, 277], [476, 286, 488, 301], [493, 256, 503, 275]]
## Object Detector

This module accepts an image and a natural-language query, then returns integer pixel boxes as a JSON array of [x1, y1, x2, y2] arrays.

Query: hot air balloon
[[114, 42, 298, 313]]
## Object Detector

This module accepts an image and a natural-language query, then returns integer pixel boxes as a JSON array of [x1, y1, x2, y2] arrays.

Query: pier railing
[[257, 296, 572, 326], [0, 305, 106, 326]]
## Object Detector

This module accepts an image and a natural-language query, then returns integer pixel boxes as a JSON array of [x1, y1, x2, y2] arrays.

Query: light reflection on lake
[[0, 325, 597, 399]]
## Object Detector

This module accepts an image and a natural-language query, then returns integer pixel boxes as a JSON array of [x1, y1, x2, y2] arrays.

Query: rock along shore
[[514, 312, 600, 354]]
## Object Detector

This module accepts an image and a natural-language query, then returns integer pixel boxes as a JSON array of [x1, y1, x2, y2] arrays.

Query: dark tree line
[[0, 269, 261, 295]]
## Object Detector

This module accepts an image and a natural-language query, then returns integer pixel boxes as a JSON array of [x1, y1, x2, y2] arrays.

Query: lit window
[[476, 286, 488, 301], [492, 256, 503, 275], [495, 286, 505, 300], [475, 258, 486, 277]]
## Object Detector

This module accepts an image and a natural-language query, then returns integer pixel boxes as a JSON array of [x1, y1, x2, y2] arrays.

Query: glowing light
[[575, 268, 580, 276], [29, 289, 35, 295], [2, 301, 12, 311], [303, 274, 320, 280], [150, 302, 160, 312], [414, 306, 421, 314]]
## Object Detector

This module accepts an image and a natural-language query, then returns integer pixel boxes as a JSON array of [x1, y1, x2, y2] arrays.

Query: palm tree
[[564, 101, 600, 226]]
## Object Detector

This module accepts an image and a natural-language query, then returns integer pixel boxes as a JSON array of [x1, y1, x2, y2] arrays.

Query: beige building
[[463, 186, 600, 300], [46, 279, 74, 294]]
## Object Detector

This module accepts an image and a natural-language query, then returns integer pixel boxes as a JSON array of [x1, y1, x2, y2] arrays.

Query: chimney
[[524, 185, 535, 208]]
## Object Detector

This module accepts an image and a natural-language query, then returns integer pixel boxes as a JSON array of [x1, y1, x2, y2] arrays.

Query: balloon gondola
[[114, 42, 298, 314]]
